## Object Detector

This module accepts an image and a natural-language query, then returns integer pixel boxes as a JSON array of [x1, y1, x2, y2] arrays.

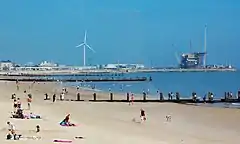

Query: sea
[[49, 71, 240, 108], [51, 71, 240, 98]]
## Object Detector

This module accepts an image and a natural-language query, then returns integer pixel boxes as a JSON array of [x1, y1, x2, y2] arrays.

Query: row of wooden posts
[[74, 92, 240, 102], [44, 91, 240, 103]]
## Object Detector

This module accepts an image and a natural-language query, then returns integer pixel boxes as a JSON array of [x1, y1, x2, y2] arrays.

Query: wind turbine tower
[[203, 24, 207, 68], [76, 30, 95, 66]]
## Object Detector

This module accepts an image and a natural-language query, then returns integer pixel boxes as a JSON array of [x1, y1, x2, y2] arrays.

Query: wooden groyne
[[0, 77, 151, 82], [44, 92, 240, 104]]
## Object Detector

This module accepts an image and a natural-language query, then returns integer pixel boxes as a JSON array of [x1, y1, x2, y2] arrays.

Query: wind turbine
[[76, 30, 95, 66]]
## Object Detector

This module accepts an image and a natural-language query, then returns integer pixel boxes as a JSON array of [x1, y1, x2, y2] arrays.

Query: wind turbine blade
[[86, 44, 95, 52], [76, 43, 84, 47], [175, 52, 180, 64]]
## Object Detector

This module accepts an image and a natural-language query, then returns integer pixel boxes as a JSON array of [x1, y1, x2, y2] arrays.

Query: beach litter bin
[[93, 93, 96, 101]]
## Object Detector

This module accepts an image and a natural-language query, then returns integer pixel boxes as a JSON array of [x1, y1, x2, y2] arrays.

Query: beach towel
[[53, 139, 72, 143]]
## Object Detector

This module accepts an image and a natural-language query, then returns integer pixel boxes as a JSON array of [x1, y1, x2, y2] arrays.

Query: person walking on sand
[[140, 108, 146, 123], [53, 94, 56, 103], [27, 96, 32, 110], [129, 93, 134, 105]]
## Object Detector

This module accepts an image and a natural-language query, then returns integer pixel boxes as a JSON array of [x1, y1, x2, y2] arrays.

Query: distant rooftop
[[0, 60, 12, 63]]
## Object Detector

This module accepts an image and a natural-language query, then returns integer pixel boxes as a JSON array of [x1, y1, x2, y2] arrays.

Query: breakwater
[[0, 72, 124, 77], [44, 92, 240, 104], [0, 76, 151, 82]]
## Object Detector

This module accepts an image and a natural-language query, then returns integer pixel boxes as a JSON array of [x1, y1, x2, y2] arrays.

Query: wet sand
[[0, 81, 239, 144]]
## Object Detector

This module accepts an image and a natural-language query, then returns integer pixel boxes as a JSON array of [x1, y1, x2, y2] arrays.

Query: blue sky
[[0, 0, 239, 67]]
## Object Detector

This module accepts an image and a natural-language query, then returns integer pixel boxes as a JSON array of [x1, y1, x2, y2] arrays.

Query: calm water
[[56, 71, 240, 99]]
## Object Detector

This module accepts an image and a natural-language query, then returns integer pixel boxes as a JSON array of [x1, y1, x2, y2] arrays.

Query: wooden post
[[126, 93, 129, 101], [93, 93, 96, 101], [77, 93, 80, 101], [110, 93, 113, 101]]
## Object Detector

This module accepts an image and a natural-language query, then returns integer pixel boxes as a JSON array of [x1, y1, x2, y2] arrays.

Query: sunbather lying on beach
[[11, 109, 41, 119], [26, 113, 41, 119]]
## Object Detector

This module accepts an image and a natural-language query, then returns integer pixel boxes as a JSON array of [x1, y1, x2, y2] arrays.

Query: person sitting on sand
[[17, 98, 21, 109], [11, 93, 16, 99], [36, 125, 40, 133], [60, 114, 75, 126], [12, 108, 24, 119], [13, 100, 17, 110], [7, 122, 16, 135], [6, 131, 22, 140]]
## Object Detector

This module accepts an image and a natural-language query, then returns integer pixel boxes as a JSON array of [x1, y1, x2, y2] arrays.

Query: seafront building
[[0, 60, 145, 72], [0, 60, 15, 71]]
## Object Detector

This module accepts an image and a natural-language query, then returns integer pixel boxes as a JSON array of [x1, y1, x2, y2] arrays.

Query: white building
[[103, 64, 145, 69], [39, 61, 58, 67], [0, 60, 14, 71]]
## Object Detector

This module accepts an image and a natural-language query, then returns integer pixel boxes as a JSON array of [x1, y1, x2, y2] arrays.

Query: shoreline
[[0, 67, 237, 76]]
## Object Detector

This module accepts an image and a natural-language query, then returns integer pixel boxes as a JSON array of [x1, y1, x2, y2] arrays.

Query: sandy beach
[[0, 81, 239, 144]]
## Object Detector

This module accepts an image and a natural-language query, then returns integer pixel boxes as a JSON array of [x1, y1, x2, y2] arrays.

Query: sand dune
[[0, 81, 239, 144]]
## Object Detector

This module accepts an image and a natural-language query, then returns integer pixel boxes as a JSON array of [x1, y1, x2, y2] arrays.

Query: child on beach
[[60, 93, 64, 101], [27, 96, 32, 110], [140, 109, 146, 122], [129, 93, 134, 105], [36, 125, 40, 133]]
